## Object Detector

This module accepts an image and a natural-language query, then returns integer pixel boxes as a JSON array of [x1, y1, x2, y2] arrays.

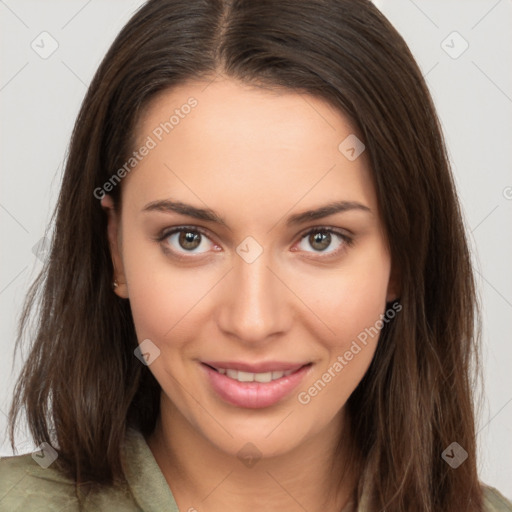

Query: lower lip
[[201, 363, 312, 409]]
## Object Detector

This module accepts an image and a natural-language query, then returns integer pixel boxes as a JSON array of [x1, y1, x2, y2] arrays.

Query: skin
[[102, 76, 399, 512]]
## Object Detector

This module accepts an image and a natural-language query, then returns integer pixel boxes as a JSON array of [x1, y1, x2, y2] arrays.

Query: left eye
[[296, 228, 350, 255]]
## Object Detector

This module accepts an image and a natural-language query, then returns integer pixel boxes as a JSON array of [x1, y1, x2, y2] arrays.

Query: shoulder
[[482, 484, 512, 511], [0, 451, 138, 511], [0, 452, 79, 511]]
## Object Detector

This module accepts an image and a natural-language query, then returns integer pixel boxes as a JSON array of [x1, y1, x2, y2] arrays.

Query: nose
[[216, 249, 291, 345]]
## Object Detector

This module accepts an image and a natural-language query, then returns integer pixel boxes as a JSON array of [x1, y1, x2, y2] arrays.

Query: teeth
[[219, 368, 295, 383], [233, 370, 253, 382], [255, 372, 273, 383]]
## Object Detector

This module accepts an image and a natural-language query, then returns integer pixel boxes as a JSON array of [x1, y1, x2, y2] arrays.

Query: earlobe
[[386, 287, 399, 304], [101, 194, 129, 299], [386, 262, 401, 303]]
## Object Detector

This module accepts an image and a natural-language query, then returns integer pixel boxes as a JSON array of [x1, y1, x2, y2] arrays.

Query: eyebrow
[[141, 198, 372, 228]]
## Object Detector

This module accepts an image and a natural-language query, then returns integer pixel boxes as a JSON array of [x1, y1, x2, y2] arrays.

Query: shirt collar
[[121, 427, 180, 512]]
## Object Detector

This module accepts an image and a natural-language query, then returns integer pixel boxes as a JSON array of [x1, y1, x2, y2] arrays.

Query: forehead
[[136, 78, 356, 156], [122, 78, 376, 223]]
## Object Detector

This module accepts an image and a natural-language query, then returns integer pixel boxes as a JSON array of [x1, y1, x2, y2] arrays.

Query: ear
[[101, 194, 129, 299], [386, 260, 401, 303]]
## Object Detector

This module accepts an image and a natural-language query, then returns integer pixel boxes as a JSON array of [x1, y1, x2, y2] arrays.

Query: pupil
[[180, 231, 200, 250], [310, 231, 330, 251]]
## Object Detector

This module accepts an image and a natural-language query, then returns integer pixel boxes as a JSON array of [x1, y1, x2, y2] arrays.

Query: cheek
[[295, 250, 391, 415], [292, 241, 391, 413], [127, 272, 220, 348], [294, 241, 391, 348], [120, 235, 214, 344]]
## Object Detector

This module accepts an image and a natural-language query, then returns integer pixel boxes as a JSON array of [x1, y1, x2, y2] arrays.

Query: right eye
[[158, 226, 217, 257]]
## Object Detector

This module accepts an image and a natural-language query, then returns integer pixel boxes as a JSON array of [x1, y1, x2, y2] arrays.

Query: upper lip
[[202, 361, 310, 373]]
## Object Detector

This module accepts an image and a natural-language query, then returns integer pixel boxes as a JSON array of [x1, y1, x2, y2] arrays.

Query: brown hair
[[8, 0, 484, 510]]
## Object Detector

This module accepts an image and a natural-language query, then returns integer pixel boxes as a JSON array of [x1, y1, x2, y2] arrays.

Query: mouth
[[200, 361, 313, 408]]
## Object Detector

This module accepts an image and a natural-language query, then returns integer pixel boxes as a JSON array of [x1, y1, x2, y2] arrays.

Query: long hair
[[8, 0, 483, 510]]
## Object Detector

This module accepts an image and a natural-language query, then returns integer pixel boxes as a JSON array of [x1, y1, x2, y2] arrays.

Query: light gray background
[[1, 0, 511, 499]]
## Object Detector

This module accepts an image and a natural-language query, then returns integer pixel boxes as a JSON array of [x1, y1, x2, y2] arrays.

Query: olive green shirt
[[1, 427, 511, 511]]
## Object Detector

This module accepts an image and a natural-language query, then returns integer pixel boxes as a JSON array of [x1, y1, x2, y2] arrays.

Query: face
[[102, 77, 398, 460]]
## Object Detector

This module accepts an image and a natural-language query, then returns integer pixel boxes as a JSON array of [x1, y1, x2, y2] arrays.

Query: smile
[[200, 361, 313, 408]]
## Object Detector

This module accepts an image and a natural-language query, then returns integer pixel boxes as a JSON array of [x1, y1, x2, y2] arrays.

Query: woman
[[1, 0, 511, 510]]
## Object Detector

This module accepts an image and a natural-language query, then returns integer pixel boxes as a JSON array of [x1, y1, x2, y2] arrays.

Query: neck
[[146, 394, 359, 512]]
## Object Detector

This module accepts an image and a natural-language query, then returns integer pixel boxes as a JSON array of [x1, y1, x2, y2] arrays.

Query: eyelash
[[155, 225, 354, 260]]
